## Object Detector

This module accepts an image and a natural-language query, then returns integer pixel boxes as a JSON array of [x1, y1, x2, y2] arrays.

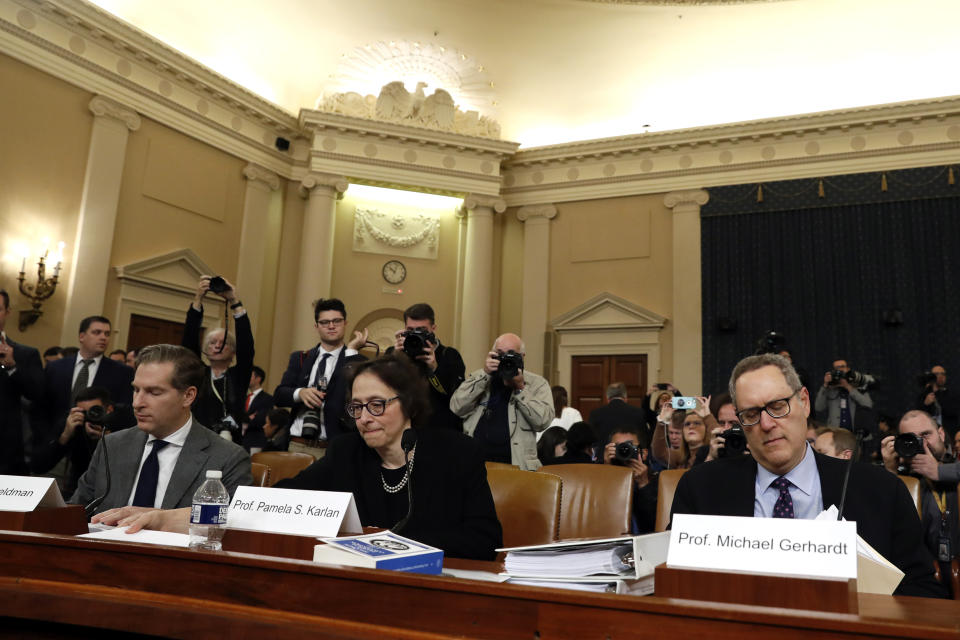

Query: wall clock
[[382, 260, 407, 284]]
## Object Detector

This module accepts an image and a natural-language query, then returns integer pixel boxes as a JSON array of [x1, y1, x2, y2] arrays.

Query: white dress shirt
[[71, 353, 103, 387], [290, 345, 357, 438], [127, 417, 193, 509]]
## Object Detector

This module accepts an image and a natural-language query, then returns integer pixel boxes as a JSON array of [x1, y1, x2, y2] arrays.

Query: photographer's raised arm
[[449, 370, 491, 417]]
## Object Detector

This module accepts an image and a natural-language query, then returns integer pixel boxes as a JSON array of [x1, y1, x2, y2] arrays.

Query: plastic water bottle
[[188, 470, 229, 551]]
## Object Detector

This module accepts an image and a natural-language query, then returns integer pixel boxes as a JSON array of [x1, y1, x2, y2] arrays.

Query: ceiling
[[88, 0, 960, 148]]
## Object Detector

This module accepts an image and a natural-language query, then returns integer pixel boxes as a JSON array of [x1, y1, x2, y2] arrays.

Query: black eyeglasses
[[736, 390, 799, 427], [346, 396, 400, 419], [316, 318, 344, 327]]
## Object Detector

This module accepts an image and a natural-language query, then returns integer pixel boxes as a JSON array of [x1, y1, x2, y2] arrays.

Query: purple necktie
[[771, 477, 795, 519]]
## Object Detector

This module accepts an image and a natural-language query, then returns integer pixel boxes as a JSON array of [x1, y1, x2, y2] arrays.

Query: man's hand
[[924, 392, 937, 406], [347, 328, 369, 351], [880, 434, 899, 473], [838, 378, 854, 392], [705, 427, 726, 462], [393, 329, 405, 352], [84, 423, 105, 440], [60, 407, 85, 445], [823, 372, 832, 388], [0, 338, 15, 369], [299, 387, 326, 409], [657, 404, 674, 424], [508, 371, 525, 391], [627, 457, 649, 489], [417, 340, 438, 373], [93, 506, 190, 534], [484, 351, 500, 375], [693, 396, 711, 418], [603, 442, 617, 465], [909, 440, 941, 481]]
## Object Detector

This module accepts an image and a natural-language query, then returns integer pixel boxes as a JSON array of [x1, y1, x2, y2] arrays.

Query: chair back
[[251, 451, 315, 486], [896, 474, 923, 517], [250, 462, 271, 487], [486, 467, 562, 548], [540, 464, 633, 539], [655, 469, 687, 532], [485, 461, 518, 472]]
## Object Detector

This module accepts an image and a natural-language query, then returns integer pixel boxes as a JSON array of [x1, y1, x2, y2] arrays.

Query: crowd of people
[[0, 281, 956, 596]]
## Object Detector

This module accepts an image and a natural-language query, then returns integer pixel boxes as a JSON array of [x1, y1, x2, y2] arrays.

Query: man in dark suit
[[273, 298, 367, 459], [241, 365, 273, 451], [70, 344, 251, 515], [0, 289, 44, 475], [387, 303, 465, 431], [589, 382, 648, 448], [40, 315, 135, 445], [182, 275, 254, 441], [670, 353, 944, 598]]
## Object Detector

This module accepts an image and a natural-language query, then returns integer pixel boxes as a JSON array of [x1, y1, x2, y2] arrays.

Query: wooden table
[[0, 530, 957, 639]]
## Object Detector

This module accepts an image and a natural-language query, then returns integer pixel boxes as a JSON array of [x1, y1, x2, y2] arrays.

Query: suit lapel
[[161, 424, 210, 509], [730, 456, 759, 516], [113, 429, 149, 503], [814, 451, 844, 511], [300, 347, 320, 387]]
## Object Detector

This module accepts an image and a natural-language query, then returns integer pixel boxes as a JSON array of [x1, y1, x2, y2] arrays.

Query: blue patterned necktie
[[771, 476, 795, 518], [132, 440, 170, 507]]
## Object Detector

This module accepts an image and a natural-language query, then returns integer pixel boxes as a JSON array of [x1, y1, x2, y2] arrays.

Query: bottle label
[[191, 503, 227, 525]]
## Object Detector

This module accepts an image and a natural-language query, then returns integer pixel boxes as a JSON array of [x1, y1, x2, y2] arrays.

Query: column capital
[[517, 204, 557, 222], [243, 163, 280, 190], [88, 95, 141, 131], [299, 173, 348, 198], [664, 189, 709, 210], [462, 194, 507, 214]]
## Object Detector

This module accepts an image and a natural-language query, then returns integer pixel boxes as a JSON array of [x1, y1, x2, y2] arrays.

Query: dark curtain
[[701, 170, 960, 420]]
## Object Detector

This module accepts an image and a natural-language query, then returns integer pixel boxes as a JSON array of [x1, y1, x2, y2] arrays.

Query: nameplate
[[0, 475, 66, 512], [668, 514, 857, 580], [226, 487, 362, 538]]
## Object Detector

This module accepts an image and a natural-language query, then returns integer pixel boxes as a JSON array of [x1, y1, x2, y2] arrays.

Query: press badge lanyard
[[927, 481, 952, 562]]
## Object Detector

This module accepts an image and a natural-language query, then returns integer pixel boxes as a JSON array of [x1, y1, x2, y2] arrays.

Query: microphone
[[836, 428, 867, 522], [392, 429, 418, 534], [85, 418, 113, 518]]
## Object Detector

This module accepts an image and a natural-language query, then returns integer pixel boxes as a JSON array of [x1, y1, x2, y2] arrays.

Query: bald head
[[493, 333, 525, 355]]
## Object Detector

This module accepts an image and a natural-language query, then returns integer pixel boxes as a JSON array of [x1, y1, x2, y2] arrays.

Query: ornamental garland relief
[[352, 206, 440, 259]]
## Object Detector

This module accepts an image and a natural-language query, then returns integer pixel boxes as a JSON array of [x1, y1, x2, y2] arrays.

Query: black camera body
[[829, 369, 870, 388], [495, 350, 524, 382], [82, 404, 113, 429], [894, 432, 924, 459], [613, 441, 640, 465], [208, 276, 230, 295], [717, 425, 747, 458], [301, 410, 322, 440], [402, 327, 437, 359], [917, 371, 938, 387]]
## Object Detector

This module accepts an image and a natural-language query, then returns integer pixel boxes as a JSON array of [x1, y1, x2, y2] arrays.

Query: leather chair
[[539, 464, 633, 539], [250, 462, 271, 487], [485, 461, 518, 472], [250, 451, 315, 487], [655, 469, 687, 532], [486, 467, 562, 548], [896, 475, 922, 517]]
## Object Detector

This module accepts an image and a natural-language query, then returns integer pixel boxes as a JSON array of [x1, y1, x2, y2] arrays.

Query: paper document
[[78, 526, 192, 548], [817, 504, 905, 595]]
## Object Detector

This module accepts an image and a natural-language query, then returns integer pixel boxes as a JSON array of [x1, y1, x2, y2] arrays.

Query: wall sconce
[[17, 241, 64, 331]]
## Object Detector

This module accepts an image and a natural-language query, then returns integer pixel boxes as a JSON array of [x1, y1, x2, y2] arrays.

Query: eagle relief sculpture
[[322, 81, 501, 139]]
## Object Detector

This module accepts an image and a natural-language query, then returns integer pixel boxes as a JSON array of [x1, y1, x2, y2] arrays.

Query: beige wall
[[0, 53, 92, 350], [548, 194, 675, 380]]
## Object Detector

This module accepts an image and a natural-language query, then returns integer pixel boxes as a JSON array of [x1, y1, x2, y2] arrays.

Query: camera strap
[[427, 374, 446, 395]]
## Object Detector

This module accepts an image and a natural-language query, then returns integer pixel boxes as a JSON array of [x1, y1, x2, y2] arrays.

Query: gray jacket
[[814, 385, 873, 428], [450, 369, 553, 470], [70, 421, 252, 515]]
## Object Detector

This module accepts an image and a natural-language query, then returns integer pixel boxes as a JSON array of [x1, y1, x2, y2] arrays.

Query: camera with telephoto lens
[[208, 276, 230, 295], [83, 404, 111, 427], [829, 369, 870, 387], [402, 327, 437, 359], [494, 350, 524, 383], [894, 432, 924, 459], [301, 410, 321, 440], [717, 425, 747, 458], [917, 371, 938, 387], [612, 440, 640, 466]]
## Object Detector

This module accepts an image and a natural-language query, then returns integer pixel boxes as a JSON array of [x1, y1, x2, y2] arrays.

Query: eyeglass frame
[[345, 395, 400, 419], [316, 317, 345, 327], [736, 390, 800, 427]]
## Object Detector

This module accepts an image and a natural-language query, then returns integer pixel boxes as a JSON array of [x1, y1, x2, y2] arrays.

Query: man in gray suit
[[71, 344, 251, 516]]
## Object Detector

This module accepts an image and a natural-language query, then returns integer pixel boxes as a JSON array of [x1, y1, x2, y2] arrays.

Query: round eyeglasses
[[346, 396, 400, 419], [736, 390, 799, 427]]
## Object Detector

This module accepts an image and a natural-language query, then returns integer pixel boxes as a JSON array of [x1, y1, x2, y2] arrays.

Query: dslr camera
[[208, 276, 230, 295], [494, 350, 524, 383], [401, 327, 437, 359], [917, 371, 938, 387], [894, 432, 925, 459], [301, 376, 328, 440], [829, 369, 872, 388], [83, 404, 111, 427], [717, 425, 748, 458], [613, 440, 640, 466]]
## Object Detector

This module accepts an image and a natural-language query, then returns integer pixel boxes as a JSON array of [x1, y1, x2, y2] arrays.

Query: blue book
[[313, 531, 443, 575]]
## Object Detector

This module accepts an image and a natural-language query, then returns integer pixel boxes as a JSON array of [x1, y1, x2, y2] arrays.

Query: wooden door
[[570, 354, 648, 416], [126, 314, 187, 351]]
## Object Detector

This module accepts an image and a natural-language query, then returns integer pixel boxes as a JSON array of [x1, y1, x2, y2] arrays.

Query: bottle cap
[[205, 470, 223, 479]]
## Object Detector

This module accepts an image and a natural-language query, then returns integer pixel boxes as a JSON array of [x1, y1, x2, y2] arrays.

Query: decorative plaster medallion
[[16, 10, 36, 29], [718, 150, 733, 164], [196, 99, 209, 115], [352, 206, 440, 260], [158, 80, 173, 97], [503, 173, 516, 187], [804, 141, 820, 155], [850, 135, 866, 150], [679, 155, 693, 169], [567, 167, 580, 180], [532, 171, 544, 184], [116, 59, 132, 77], [603, 163, 616, 177], [403, 149, 418, 163], [897, 130, 914, 146], [364, 143, 379, 157], [322, 137, 337, 151], [948, 125, 960, 141], [231, 116, 243, 131], [761, 146, 776, 160], [640, 158, 654, 172], [69, 36, 86, 55], [442, 155, 456, 168], [480, 161, 494, 174]]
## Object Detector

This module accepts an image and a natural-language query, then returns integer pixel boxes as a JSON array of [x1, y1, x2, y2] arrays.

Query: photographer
[[695, 393, 748, 464], [450, 333, 553, 469], [915, 365, 960, 440], [181, 275, 253, 441], [31, 386, 116, 497], [388, 303, 465, 431], [603, 425, 657, 534], [881, 410, 959, 596], [814, 358, 873, 429]]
